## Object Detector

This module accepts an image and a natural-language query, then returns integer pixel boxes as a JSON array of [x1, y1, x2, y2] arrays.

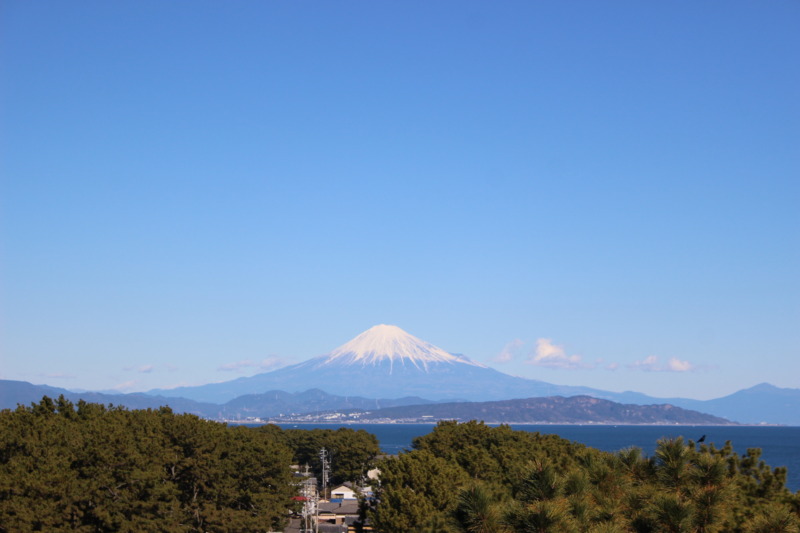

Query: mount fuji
[[151, 324, 620, 404], [6, 324, 797, 423]]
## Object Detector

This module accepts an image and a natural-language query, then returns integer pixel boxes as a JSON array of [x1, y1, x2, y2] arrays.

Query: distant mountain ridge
[[0, 380, 731, 426], [280, 395, 734, 425], [3, 378, 797, 425], [0, 379, 216, 416], [143, 325, 800, 425], [5, 326, 800, 425], [0, 380, 437, 420], [215, 389, 438, 419], [648, 383, 800, 426]]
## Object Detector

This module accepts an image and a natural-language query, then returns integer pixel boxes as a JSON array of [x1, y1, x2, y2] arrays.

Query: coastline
[[225, 419, 777, 427]]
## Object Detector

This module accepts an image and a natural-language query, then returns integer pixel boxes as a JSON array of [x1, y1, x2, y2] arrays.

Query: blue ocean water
[[276, 423, 800, 492]]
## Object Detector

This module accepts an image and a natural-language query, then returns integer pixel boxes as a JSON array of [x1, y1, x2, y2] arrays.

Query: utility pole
[[319, 448, 330, 500], [300, 476, 317, 533]]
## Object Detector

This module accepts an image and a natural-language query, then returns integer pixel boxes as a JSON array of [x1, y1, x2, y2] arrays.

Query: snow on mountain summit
[[321, 324, 486, 371]]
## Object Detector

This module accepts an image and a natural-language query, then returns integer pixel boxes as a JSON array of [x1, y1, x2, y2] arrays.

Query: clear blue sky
[[2, 1, 798, 400]]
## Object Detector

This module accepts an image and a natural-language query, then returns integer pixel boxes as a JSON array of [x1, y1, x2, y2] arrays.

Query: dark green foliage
[[279, 427, 380, 486], [411, 420, 586, 494], [5, 405, 799, 533], [450, 484, 506, 533], [0, 396, 296, 532], [743, 503, 800, 533], [368, 421, 800, 533], [369, 449, 470, 531], [520, 463, 562, 502]]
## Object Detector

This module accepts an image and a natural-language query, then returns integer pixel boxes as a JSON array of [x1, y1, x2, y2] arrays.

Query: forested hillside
[[0, 396, 380, 532], [368, 421, 800, 532], [3, 398, 799, 532], [340, 395, 732, 425]]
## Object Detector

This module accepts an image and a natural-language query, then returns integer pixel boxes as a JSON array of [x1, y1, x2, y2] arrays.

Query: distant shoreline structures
[[228, 418, 744, 426], [220, 394, 736, 426]]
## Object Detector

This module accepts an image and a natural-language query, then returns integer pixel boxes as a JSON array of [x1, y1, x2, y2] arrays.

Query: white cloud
[[666, 357, 694, 372], [527, 338, 584, 369], [628, 355, 660, 371], [259, 356, 286, 371], [493, 339, 524, 363], [628, 355, 695, 372]]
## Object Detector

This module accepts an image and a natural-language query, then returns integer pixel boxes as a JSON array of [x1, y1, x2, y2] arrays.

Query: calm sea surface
[[275, 423, 800, 492]]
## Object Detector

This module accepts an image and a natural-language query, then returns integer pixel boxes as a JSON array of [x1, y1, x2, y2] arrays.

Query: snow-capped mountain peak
[[320, 324, 485, 371]]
